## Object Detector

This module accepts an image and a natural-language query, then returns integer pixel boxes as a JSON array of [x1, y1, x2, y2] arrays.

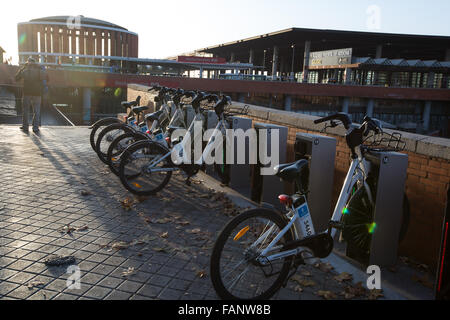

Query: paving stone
[[0, 126, 345, 301], [117, 280, 143, 293], [83, 286, 112, 299], [104, 290, 133, 300], [136, 284, 164, 298]]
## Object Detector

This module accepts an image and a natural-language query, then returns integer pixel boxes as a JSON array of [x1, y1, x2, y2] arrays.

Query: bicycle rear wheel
[[90, 118, 122, 152], [342, 187, 410, 252], [119, 140, 173, 196], [95, 123, 133, 164], [210, 209, 293, 300], [107, 132, 147, 176]]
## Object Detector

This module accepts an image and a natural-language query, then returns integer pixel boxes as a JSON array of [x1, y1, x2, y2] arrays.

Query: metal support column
[[367, 99, 375, 118], [284, 95, 292, 111], [342, 97, 350, 114], [423, 101, 432, 132], [272, 46, 279, 77], [302, 41, 311, 83], [83, 88, 92, 125], [376, 45, 383, 59]]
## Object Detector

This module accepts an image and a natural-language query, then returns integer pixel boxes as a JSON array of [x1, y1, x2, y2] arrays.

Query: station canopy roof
[[198, 27, 450, 61]]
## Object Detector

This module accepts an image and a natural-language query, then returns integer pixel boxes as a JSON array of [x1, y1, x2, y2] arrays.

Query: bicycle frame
[[144, 111, 230, 173], [256, 149, 374, 264]]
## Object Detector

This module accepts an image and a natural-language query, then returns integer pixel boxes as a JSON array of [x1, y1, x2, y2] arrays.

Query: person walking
[[15, 57, 48, 133]]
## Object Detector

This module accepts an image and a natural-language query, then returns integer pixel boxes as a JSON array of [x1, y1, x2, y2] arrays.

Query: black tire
[[89, 118, 122, 152], [107, 132, 148, 176], [118, 140, 173, 196], [95, 123, 133, 164], [210, 209, 293, 300]]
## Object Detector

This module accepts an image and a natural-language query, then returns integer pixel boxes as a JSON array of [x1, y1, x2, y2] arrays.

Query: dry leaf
[[120, 198, 134, 211], [122, 267, 136, 277], [291, 275, 316, 287], [334, 272, 353, 282], [367, 289, 384, 300], [160, 232, 169, 239], [301, 270, 312, 277], [317, 290, 337, 300], [315, 262, 334, 273], [26, 281, 44, 290], [111, 241, 129, 250], [293, 285, 303, 293], [80, 190, 91, 196], [344, 282, 367, 298], [60, 225, 76, 234]]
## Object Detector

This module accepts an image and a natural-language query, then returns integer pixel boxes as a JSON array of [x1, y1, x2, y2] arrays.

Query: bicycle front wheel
[[119, 140, 173, 196], [210, 209, 293, 300]]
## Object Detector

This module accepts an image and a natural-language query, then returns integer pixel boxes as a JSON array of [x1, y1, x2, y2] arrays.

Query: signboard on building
[[309, 48, 353, 67], [177, 56, 226, 64]]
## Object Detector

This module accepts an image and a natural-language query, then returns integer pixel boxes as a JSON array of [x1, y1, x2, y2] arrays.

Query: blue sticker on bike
[[297, 204, 309, 218]]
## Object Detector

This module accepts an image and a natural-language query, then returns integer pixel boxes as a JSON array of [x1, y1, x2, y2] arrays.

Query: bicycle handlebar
[[314, 113, 352, 129]]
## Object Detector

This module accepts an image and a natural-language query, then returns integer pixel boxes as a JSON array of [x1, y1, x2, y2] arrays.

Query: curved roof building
[[17, 15, 138, 68]]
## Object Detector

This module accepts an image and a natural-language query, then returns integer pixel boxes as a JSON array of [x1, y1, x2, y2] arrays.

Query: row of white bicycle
[[89, 87, 410, 300]]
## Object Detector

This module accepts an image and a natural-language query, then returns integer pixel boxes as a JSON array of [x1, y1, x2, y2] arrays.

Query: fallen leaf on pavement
[[160, 232, 169, 239], [367, 289, 384, 300], [122, 267, 136, 277], [26, 281, 45, 290], [80, 190, 91, 196], [334, 272, 353, 282], [316, 290, 337, 300], [120, 198, 134, 211], [291, 275, 316, 287], [196, 270, 207, 278], [315, 262, 334, 273], [293, 285, 303, 293], [111, 241, 129, 250], [301, 270, 312, 277]]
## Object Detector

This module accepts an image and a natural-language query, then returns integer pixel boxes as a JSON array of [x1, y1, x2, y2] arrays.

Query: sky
[[1, 0, 449, 64]]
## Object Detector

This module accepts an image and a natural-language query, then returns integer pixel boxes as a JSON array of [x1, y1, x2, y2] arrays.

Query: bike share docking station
[[203, 113, 253, 198], [294, 133, 337, 233], [228, 117, 253, 198], [347, 150, 409, 267], [250, 123, 288, 211]]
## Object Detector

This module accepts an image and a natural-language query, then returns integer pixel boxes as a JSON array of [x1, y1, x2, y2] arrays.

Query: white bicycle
[[117, 93, 238, 195], [210, 113, 410, 300]]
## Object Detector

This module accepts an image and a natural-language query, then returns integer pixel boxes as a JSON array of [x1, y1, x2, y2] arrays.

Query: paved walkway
[[0, 125, 390, 300]]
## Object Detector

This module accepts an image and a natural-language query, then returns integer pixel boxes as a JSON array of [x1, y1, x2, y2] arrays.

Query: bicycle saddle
[[122, 96, 141, 109], [132, 106, 149, 114], [275, 159, 309, 183], [145, 110, 164, 122], [167, 125, 184, 135]]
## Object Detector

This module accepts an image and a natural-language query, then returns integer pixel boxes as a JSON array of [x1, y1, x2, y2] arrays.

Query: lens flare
[[368, 222, 377, 234], [19, 33, 27, 45], [342, 207, 349, 215]]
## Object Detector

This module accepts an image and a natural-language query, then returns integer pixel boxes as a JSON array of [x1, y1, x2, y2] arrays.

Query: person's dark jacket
[[15, 63, 48, 96]]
